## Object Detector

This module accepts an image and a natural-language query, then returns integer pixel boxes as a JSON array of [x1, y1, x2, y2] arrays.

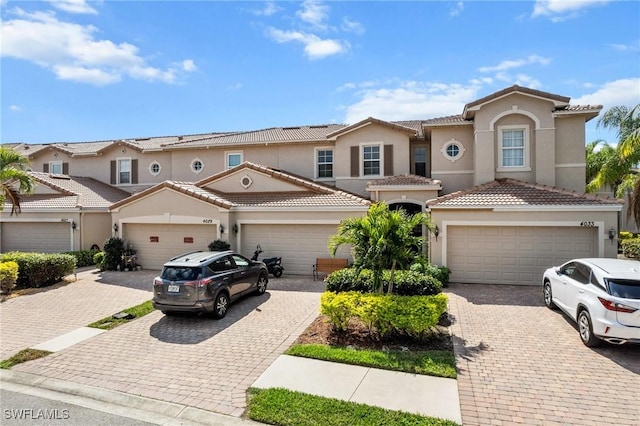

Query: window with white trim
[[149, 161, 161, 176], [316, 149, 333, 179], [498, 125, 529, 170], [49, 161, 63, 174], [441, 139, 465, 162], [191, 159, 204, 174], [118, 158, 131, 184], [363, 145, 381, 176], [226, 152, 243, 169]]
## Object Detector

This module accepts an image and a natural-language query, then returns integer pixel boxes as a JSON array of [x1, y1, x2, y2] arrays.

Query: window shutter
[[132, 159, 138, 184], [384, 145, 393, 176], [43, 164, 49, 173], [350, 146, 359, 177], [62, 163, 69, 175], [110, 161, 116, 184]]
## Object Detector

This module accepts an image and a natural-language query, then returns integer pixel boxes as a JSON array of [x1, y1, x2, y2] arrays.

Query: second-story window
[[414, 147, 427, 176], [49, 161, 63, 174], [363, 145, 381, 176], [118, 158, 131, 184], [500, 128, 526, 168], [226, 152, 243, 169], [316, 149, 333, 178]]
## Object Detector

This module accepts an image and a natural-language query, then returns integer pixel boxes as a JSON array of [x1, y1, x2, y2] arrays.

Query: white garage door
[[447, 226, 597, 285], [241, 224, 346, 276], [123, 223, 218, 271], [1, 222, 71, 253]]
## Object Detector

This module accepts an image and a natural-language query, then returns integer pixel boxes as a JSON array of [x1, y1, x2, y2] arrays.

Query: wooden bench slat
[[313, 258, 348, 280]]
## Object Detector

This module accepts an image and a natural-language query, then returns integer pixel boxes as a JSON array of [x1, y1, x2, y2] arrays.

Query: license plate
[[167, 285, 180, 293]]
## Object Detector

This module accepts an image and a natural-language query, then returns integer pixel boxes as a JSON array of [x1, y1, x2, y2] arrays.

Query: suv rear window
[[607, 279, 640, 299], [161, 266, 202, 281]]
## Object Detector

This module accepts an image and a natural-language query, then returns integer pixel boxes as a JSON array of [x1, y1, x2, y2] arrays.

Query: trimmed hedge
[[621, 237, 640, 259], [320, 291, 448, 337], [325, 267, 443, 296], [0, 261, 19, 294], [62, 249, 99, 268], [0, 252, 76, 289]]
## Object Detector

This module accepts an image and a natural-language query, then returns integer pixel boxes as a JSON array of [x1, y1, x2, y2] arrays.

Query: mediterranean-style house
[[1, 85, 624, 284]]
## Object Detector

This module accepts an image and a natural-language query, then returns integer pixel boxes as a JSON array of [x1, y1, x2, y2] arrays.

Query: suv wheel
[[212, 292, 229, 319], [543, 281, 556, 310], [255, 273, 268, 295], [578, 310, 601, 347]]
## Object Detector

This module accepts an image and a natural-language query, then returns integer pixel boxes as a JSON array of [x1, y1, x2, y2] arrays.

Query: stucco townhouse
[[2, 85, 623, 284]]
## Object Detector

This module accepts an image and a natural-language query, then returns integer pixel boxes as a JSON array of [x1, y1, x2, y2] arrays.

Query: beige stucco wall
[[333, 123, 412, 197], [203, 168, 309, 193], [428, 208, 621, 266], [554, 117, 588, 193], [81, 212, 112, 251]]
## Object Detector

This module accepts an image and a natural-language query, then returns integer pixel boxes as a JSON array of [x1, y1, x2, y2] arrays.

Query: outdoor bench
[[313, 258, 348, 281]]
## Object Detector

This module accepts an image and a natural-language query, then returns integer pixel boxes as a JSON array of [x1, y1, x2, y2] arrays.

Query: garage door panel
[[1, 223, 70, 253], [242, 224, 346, 276], [448, 226, 597, 285]]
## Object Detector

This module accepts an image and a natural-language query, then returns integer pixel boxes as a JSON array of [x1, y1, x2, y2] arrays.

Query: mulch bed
[[294, 314, 453, 352]]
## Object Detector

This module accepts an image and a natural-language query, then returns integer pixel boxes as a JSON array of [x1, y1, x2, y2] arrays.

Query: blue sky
[[1, 0, 639, 145]]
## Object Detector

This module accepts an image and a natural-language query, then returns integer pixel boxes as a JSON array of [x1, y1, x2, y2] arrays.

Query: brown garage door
[[241, 224, 349, 276], [122, 223, 218, 271], [447, 226, 597, 285], [1, 222, 71, 253]]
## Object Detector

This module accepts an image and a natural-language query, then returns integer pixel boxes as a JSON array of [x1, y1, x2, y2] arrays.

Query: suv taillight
[[598, 297, 638, 313], [153, 278, 163, 286], [184, 278, 213, 288]]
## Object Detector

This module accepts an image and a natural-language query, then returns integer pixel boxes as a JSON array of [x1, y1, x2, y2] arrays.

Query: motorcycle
[[251, 245, 284, 278]]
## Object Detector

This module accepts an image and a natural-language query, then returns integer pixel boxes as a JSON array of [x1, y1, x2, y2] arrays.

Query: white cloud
[[296, 0, 330, 31], [479, 55, 551, 73], [608, 40, 640, 52], [342, 82, 482, 124], [0, 8, 196, 86], [45, 0, 99, 15], [9, 105, 23, 112], [267, 28, 348, 60], [571, 78, 640, 109], [450, 1, 464, 17], [251, 1, 280, 17], [532, 0, 609, 21], [342, 17, 364, 35]]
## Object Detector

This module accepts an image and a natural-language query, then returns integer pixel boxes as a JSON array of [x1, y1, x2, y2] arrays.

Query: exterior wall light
[[434, 225, 440, 242], [608, 227, 616, 244], [219, 224, 224, 234], [233, 224, 239, 235], [71, 221, 77, 230], [113, 223, 119, 233]]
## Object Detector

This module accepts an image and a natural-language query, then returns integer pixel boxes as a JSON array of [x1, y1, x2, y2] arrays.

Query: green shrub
[[62, 249, 99, 268], [0, 252, 76, 288], [325, 267, 442, 295], [0, 261, 19, 294], [93, 251, 106, 271], [619, 231, 634, 240], [321, 291, 448, 338], [410, 262, 451, 287], [103, 237, 124, 271], [208, 239, 230, 251], [621, 238, 640, 259]]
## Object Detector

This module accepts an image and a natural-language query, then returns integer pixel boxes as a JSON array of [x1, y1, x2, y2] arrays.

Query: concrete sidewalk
[[252, 355, 462, 424]]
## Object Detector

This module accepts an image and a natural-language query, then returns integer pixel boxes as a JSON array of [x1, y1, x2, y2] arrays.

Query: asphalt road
[[1, 389, 156, 425]]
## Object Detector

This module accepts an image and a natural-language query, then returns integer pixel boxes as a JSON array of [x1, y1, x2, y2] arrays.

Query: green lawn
[[0, 349, 52, 369], [247, 388, 459, 426], [88, 300, 155, 330], [285, 343, 456, 379]]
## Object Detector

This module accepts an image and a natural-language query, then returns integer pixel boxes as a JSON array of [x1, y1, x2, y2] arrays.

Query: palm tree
[[328, 202, 430, 293], [587, 105, 640, 227], [0, 147, 35, 215]]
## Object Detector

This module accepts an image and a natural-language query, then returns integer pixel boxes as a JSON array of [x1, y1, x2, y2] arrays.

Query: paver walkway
[[7, 271, 323, 417], [446, 283, 640, 426]]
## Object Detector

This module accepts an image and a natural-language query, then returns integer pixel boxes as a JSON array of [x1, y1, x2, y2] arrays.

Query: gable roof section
[[326, 117, 417, 139], [427, 179, 623, 209], [367, 174, 442, 188], [4, 172, 131, 211], [110, 162, 371, 211], [463, 85, 570, 119]]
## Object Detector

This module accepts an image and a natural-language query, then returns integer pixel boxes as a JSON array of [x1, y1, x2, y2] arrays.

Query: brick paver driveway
[[446, 283, 640, 426], [5, 269, 323, 417]]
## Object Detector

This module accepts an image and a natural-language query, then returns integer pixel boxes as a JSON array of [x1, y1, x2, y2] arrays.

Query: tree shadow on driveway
[[149, 292, 270, 344]]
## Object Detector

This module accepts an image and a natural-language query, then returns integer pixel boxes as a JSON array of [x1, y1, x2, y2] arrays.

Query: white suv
[[542, 258, 640, 346]]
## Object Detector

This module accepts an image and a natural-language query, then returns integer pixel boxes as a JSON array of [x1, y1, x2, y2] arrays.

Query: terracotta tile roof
[[28, 172, 131, 209], [368, 174, 442, 187], [465, 85, 570, 110], [422, 114, 472, 127], [326, 117, 416, 139], [3, 194, 80, 211], [110, 162, 371, 211], [427, 179, 623, 208]]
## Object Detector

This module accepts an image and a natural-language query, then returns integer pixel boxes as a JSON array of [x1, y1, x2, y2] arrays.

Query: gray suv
[[152, 250, 268, 319]]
